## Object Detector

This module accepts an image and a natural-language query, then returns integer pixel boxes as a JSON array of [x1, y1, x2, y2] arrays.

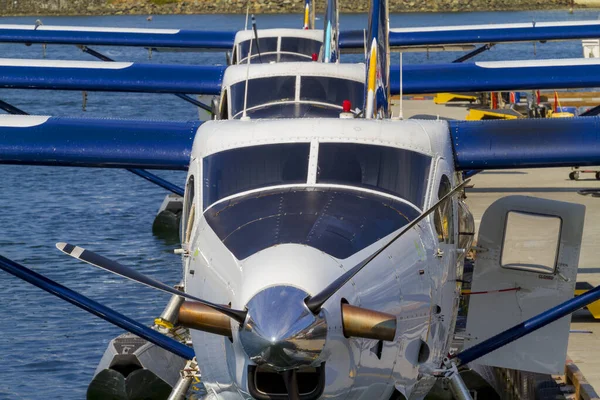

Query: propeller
[[0, 253, 195, 360], [305, 179, 471, 313], [55, 242, 247, 324]]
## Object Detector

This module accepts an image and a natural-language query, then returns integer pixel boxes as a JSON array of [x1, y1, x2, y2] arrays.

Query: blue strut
[[0, 254, 195, 360]]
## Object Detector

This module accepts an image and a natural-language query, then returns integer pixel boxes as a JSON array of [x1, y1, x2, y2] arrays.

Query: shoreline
[[0, 0, 584, 18]]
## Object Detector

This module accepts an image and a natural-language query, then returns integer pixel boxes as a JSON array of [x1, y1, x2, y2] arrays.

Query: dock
[[401, 99, 600, 399]]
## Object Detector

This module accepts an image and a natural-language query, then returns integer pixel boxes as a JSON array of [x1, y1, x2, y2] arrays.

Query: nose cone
[[239, 286, 327, 370]]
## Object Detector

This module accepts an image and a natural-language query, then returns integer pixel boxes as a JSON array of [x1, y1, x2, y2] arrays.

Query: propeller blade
[[305, 179, 471, 313], [0, 253, 194, 360], [56, 242, 247, 324], [282, 369, 300, 400]]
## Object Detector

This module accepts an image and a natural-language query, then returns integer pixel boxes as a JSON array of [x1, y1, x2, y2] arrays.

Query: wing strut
[[452, 43, 495, 63], [0, 253, 195, 360], [451, 283, 600, 366]]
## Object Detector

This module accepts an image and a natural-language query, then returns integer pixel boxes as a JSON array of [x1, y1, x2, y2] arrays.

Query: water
[[0, 8, 598, 399]]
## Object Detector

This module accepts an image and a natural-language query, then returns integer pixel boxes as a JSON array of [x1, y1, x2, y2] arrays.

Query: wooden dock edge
[[565, 357, 600, 400]]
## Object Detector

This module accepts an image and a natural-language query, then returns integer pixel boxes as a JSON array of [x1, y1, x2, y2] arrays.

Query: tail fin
[[322, 0, 339, 62], [364, 0, 390, 118], [303, 0, 311, 29]]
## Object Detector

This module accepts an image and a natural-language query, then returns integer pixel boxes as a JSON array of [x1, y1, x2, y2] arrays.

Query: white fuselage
[[180, 118, 464, 399]]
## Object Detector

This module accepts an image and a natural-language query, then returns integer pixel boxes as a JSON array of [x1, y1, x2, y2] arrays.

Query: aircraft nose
[[239, 285, 327, 370]]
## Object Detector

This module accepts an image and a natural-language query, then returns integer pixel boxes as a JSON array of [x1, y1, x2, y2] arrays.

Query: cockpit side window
[[434, 175, 454, 244], [181, 175, 196, 244], [203, 143, 310, 209], [317, 143, 431, 208], [219, 89, 228, 120]]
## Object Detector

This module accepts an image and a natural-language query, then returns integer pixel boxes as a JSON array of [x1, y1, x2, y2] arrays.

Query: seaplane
[[3, 1, 600, 399]]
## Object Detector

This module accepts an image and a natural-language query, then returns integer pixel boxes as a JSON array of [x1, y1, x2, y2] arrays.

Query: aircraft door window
[[182, 175, 196, 244], [501, 211, 562, 274], [434, 175, 454, 244], [317, 143, 431, 208], [203, 143, 310, 209]]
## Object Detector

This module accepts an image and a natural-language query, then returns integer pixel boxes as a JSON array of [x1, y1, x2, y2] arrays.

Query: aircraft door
[[463, 195, 585, 374]]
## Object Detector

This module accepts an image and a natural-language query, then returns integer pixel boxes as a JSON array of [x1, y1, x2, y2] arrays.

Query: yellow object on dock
[[434, 92, 477, 104], [466, 108, 521, 120], [575, 282, 600, 319], [550, 112, 575, 118]]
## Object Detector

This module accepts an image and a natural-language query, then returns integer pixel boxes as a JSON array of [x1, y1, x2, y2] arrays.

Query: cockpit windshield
[[202, 143, 310, 209], [230, 76, 296, 118], [202, 142, 431, 211], [229, 76, 364, 119], [238, 37, 278, 63], [238, 37, 321, 63], [317, 143, 431, 208]]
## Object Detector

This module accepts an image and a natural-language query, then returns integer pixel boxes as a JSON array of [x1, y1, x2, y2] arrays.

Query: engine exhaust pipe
[[341, 303, 396, 342], [178, 301, 233, 338]]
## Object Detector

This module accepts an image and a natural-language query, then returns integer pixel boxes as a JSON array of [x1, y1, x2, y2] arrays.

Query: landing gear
[[568, 167, 600, 180], [569, 171, 579, 180]]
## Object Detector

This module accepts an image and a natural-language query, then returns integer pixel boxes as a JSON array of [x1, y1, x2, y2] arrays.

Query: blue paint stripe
[[391, 62, 600, 94], [449, 117, 600, 170], [0, 28, 235, 49], [0, 117, 199, 170], [0, 62, 225, 94]]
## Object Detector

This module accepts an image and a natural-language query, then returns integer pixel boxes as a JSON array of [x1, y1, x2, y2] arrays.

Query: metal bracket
[[440, 358, 474, 400]]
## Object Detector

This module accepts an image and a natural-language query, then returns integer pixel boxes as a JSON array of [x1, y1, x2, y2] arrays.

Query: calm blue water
[[0, 9, 597, 399]]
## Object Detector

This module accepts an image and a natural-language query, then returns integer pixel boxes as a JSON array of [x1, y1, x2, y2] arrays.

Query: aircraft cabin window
[[182, 176, 195, 243], [300, 77, 364, 111], [203, 143, 310, 209], [238, 37, 278, 63], [230, 76, 296, 118], [501, 211, 561, 274], [434, 175, 454, 244], [317, 143, 431, 208]]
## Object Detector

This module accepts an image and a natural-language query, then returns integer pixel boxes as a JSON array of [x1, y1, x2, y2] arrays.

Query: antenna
[[244, 3, 250, 30], [241, 36, 253, 120], [251, 15, 263, 63]]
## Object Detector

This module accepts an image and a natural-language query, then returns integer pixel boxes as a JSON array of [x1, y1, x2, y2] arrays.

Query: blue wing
[[0, 116, 199, 170], [450, 117, 600, 170], [391, 59, 600, 94], [0, 59, 225, 94], [0, 24, 235, 49], [340, 20, 600, 49], [389, 21, 600, 47]]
